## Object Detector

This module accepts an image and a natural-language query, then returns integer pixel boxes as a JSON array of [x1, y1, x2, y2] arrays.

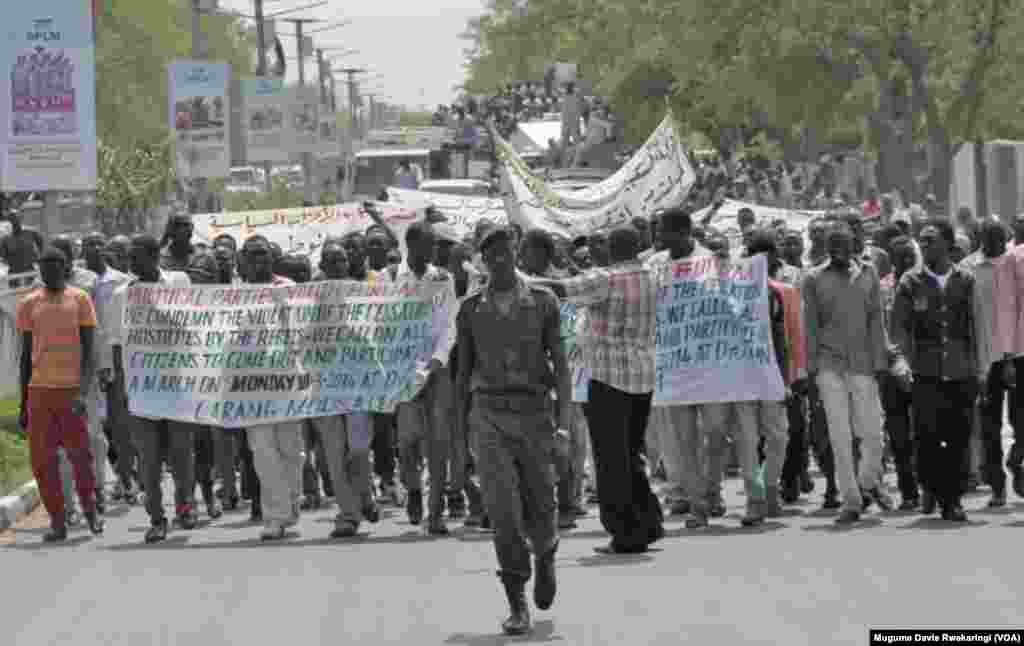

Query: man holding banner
[[237, 236, 304, 541], [111, 235, 198, 544], [541, 226, 665, 554]]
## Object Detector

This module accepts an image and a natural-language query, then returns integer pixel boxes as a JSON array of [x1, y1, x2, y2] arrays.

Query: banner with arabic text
[[385, 187, 508, 240], [495, 115, 695, 239]]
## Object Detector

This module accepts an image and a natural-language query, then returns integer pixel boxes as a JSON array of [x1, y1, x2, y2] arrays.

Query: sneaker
[[685, 505, 709, 529], [669, 500, 691, 516], [987, 492, 1007, 508], [145, 518, 168, 544], [557, 511, 578, 530], [821, 490, 841, 510], [330, 519, 359, 539], [65, 509, 81, 528], [898, 497, 919, 511], [426, 516, 450, 536], [834, 509, 860, 525], [176, 505, 198, 530], [741, 501, 764, 527], [260, 522, 286, 541], [362, 500, 380, 524], [869, 487, 894, 512], [85, 510, 105, 536], [941, 504, 968, 522], [43, 526, 68, 543]]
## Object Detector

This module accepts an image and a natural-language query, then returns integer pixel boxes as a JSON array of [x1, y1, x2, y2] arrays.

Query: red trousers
[[28, 387, 96, 526]]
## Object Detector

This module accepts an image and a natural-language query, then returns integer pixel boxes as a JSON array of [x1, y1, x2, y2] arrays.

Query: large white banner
[[496, 115, 695, 238], [123, 280, 455, 427], [384, 187, 508, 240], [194, 201, 424, 261], [692, 199, 824, 243], [241, 77, 288, 163], [169, 60, 231, 179], [0, 2, 98, 191]]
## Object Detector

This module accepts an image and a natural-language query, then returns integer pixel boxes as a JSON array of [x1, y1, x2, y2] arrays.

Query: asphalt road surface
[[4, 461, 1024, 646]]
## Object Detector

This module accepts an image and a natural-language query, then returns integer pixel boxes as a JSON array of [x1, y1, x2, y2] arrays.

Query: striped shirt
[[562, 261, 658, 394]]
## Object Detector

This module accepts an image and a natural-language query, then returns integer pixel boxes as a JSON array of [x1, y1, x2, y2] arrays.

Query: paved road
[[4, 467, 1024, 646]]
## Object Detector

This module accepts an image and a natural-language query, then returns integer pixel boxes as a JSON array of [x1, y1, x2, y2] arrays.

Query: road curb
[[0, 480, 39, 530]]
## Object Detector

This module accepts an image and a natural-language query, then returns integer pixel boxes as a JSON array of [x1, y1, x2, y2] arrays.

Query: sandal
[[330, 519, 359, 539]]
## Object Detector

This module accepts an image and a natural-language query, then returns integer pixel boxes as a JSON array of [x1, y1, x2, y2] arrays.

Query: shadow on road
[[802, 517, 884, 533], [100, 529, 453, 551], [4, 535, 96, 551], [895, 518, 989, 530], [445, 619, 564, 645]]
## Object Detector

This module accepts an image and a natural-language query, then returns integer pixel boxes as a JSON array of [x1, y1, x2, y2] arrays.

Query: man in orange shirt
[[17, 246, 104, 542]]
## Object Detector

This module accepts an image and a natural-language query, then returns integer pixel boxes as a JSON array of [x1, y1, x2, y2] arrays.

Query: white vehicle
[[418, 179, 493, 197], [225, 166, 265, 193]]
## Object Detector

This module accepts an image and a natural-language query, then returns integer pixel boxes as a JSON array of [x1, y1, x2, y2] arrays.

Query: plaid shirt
[[562, 261, 657, 394]]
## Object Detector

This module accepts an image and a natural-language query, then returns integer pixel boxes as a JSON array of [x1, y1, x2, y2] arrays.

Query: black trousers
[[913, 377, 975, 507], [781, 394, 808, 486], [238, 430, 261, 513], [881, 376, 918, 501], [1007, 358, 1024, 469], [372, 413, 397, 484], [980, 361, 1011, 496], [582, 380, 662, 548]]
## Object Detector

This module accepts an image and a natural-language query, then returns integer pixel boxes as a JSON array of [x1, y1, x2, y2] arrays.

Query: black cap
[[479, 225, 513, 252]]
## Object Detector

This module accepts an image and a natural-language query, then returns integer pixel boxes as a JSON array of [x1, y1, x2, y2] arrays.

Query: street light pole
[[285, 18, 320, 207], [191, 0, 210, 216], [254, 0, 273, 194]]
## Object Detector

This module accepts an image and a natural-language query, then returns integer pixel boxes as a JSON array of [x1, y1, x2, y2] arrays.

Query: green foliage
[[462, 0, 1024, 175], [0, 399, 30, 497], [398, 111, 437, 128]]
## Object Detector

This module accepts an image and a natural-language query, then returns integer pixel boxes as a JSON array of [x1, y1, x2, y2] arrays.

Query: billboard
[[168, 60, 231, 179], [0, 1, 98, 191]]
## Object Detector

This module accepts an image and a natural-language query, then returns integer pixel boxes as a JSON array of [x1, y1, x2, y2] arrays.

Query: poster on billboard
[[168, 60, 230, 179], [0, 2, 98, 191], [287, 86, 319, 155], [242, 77, 288, 163]]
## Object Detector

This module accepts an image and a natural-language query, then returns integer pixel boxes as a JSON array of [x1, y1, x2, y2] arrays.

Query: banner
[[123, 280, 455, 427], [653, 254, 784, 406], [0, 2, 98, 191], [559, 302, 590, 403], [692, 199, 823, 243], [169, 60, 230, 179], [241, 77, 288, 163], [495, 114, 695, 239], [195, 201, 423, 262], [385, 187, 508, 240], [287, 86, 319, 155]]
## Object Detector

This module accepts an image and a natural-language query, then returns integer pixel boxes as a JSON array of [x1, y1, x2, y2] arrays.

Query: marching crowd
[[6, 187, 1024, 634]]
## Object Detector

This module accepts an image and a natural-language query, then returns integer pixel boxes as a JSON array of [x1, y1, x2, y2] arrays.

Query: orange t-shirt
[[16, 287, 97, 388]]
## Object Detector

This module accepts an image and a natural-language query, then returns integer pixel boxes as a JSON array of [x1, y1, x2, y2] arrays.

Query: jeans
[[195, 426, 238, 500], [371, 413, 397, 485], [583, 380, 662, 548], [816, 370, 885, 511], [781, 393, 808, 489]]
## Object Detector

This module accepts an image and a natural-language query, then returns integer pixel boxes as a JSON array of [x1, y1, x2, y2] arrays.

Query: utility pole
[[284, 18, 320, 207], [336, 68, 366, 142], [254, 0, 273, 194], [191, 0, 210, 215]]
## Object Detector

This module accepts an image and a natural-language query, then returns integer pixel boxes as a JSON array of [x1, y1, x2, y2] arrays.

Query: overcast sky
[[218, 0, 485, 111]]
